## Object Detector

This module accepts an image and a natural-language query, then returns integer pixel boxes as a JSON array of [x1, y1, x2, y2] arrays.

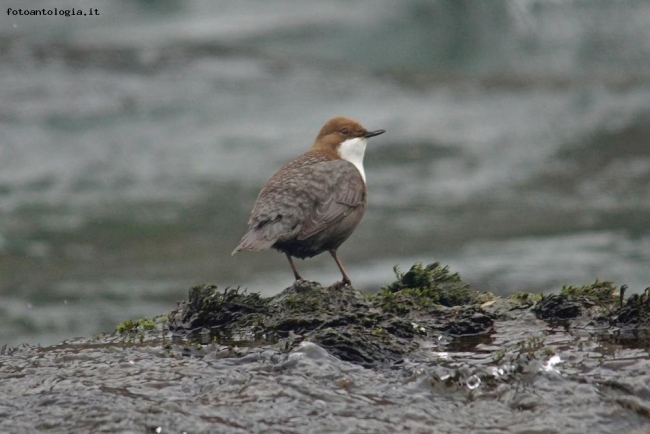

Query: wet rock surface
[[2, 262, 650, 433], [167, 263, 492, 367]]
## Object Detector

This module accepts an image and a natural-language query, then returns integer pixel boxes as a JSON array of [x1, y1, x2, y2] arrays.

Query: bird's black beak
[[364, 129, 385, 138]]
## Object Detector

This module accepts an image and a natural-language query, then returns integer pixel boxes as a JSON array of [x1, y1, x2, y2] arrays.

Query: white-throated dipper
[[232, 116, 385, 286]]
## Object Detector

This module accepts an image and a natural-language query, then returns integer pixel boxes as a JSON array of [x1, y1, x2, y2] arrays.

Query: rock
[[168, 262, 496, 367]]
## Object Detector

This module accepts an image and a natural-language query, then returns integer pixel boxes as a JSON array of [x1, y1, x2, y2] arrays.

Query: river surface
[[2, 314, 650, 433], [1, 0, 650, 347]]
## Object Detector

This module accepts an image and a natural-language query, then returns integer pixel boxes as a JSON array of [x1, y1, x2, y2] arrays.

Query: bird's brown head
[[308, 116, 385, 183], [308, 116, 385, 158]]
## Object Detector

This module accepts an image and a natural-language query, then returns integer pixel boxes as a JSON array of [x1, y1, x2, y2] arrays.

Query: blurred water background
[[1, 0, 649, 347]]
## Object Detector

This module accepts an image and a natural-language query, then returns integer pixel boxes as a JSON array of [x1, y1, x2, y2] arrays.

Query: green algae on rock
[[533, 279, 650, 338], [379, 262, 489, 307], [107, 262, 650, 368], [167, 262, 496, 367], [533, 279, 621, 322], [116, 316, 161, 333]]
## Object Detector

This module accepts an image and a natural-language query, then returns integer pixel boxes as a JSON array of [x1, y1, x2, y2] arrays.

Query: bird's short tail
[[231, 230, 276, 255]]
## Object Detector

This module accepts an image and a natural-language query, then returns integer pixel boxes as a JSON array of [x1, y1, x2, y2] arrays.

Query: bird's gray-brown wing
[[232, 154, 366, 253], [295, 159, 366, 240]]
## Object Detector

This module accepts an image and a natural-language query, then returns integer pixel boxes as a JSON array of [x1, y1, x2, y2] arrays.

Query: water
[[2, 0, 650, 347], [3, 316, 650, 433]]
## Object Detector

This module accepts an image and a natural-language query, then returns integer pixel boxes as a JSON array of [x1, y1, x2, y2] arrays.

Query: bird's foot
[[330, 279, 352, 290]]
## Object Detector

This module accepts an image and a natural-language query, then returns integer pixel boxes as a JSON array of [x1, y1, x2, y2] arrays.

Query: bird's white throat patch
[[337, 137, 367, 183]]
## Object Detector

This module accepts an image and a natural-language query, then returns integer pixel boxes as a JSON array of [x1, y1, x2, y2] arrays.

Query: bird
[[232, 116, 385, 286]]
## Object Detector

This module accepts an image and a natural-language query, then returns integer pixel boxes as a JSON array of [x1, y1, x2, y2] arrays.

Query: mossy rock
[[533, 280, 621, 322], [119, 262, 650, 366], [165, 262, 499, 366], [371, 262, 495, 322]]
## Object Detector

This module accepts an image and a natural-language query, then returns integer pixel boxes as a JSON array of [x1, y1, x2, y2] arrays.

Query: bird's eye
[[341, 128, 350, 135]]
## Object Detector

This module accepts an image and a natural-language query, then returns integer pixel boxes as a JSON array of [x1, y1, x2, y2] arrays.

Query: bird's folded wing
[[234, 157, 365, 251], [296, 160, 366, 240]]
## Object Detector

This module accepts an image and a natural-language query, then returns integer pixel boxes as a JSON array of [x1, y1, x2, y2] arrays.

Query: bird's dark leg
[[329, 249, 351, 286], [285, 253, 303, 281]]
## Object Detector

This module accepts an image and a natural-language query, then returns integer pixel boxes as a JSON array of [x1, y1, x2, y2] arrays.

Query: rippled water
[[2, 315, 650, 433], [1, 0, 650, 346]]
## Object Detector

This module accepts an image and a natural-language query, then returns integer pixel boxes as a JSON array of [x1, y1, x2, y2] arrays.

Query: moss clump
[[535, 280, 627, 322], [138, 317, 157, 331], [278, 290, 321, 312], [116, 319, 136, 333], [184, 284, 267, 329], [510, 292, 543, 303], [560, 280, 618, 305], [383, 263, 462, 294], [374, 262, 493, 314], [115, 316, 165, 336]]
